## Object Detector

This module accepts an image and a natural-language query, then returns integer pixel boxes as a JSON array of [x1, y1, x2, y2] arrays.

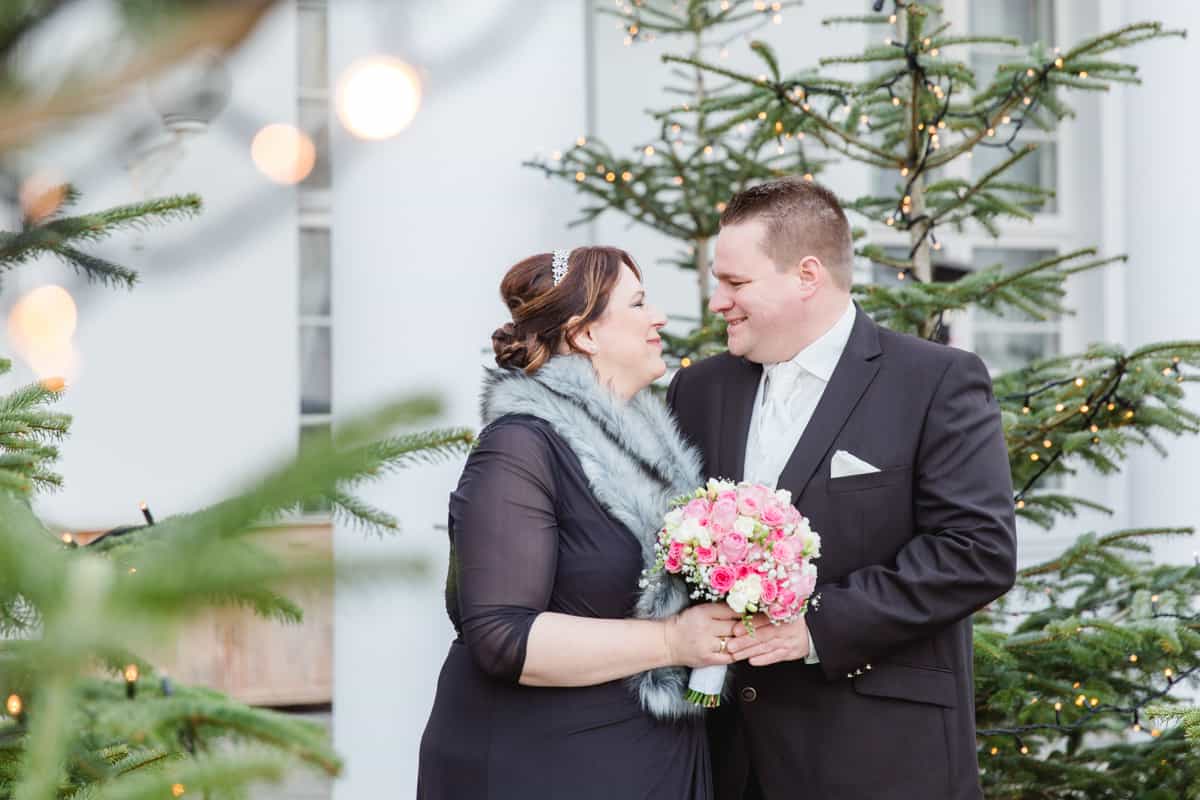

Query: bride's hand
[[664, 603, 742, 667]]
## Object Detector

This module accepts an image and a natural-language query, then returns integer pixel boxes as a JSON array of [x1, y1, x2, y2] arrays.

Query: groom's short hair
[[720, 178, 854, 290]]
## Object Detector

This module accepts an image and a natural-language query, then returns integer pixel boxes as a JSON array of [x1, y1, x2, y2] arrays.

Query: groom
[[668, 178, 1017, 800]]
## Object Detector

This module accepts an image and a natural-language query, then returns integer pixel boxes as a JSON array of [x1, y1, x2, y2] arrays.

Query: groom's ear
[[793, 256, 824, 296]]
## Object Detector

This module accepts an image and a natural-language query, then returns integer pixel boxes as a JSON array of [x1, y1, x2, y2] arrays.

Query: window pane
[[974, 248, 1057, 270], [974, 329, 1059, 373], [973, 247, 1060, 321], [972, 248, 1061, 370], [971, 141, 1057, 214], [300, 98, 331, 189], [298, 1, 328, 92], [300, 228, 331, 316], [299, 423, 332, 514], [969, 0, 1054, 45], [868, 244, 911, 285], [300, 325, 331, 414]]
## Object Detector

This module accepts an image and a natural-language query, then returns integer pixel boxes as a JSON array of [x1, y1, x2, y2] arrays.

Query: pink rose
[[791, 567, 817, 598], [695, 545, 717, 564], [708, 522, 729, 542], [668, 540, 686, 560], [769, 528, 786, 542], [746, 544, 765, 563], [772, 538, 800, 565], [717, 490, 737, 503], [665, 554, 683, 573], [683, 498, 712, 520], [777, 588, 797, 609], [709, 565, 736, 593], [783, 505, 802, 526], [719, 531, 749, 563], [768, 603, 792, 621], [736, 491, 761, 517], [710, 498, 738, 530], [761, 579, 779, 604], [735, 564, 752, 580], [760, 502, 786, 527]]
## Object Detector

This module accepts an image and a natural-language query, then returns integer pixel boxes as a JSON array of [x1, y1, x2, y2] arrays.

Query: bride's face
[[576, 264, 667, 400]]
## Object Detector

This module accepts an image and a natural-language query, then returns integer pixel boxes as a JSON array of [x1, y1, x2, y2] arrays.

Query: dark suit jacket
[[667, 305, 1017, 800]]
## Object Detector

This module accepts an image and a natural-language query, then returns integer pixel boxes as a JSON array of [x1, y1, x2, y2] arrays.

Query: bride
[[417, 246, 736, 799]]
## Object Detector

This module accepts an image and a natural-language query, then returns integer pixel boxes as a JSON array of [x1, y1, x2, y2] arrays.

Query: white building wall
[[7, 2, 301, 529], [327, 2, 590, 796], [1120, 0, 1200, 558]]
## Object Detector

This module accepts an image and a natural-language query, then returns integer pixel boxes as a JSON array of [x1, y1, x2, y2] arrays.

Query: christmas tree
[[0, 204, 471, 799], [0, 3, 472, 798], [533, 1, 1200, 795]]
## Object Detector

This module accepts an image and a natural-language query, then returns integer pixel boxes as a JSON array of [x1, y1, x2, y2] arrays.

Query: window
[[970, 247, 1060, 373], [297, 0, 332, 514], [967, 0, 1058, 214]]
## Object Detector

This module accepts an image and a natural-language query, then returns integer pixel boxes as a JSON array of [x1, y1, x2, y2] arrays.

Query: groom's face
[[710, 219, 809, 364]]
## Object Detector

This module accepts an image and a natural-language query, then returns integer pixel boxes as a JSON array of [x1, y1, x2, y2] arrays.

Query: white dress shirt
[[743, 300, 857, 664]]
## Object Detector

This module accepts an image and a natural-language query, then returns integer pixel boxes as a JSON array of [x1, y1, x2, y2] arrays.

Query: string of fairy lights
[[976, 602, 1200, 753], [2, 500, 200, 795], [977, 665, 1200, 754], [1000, 351, 1194, 511], [974, 530, 1200, 754], [650, 1, 1173, 287]]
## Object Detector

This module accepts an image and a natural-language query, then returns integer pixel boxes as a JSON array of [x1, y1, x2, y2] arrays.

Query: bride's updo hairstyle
[[492, 246, 641, 374]]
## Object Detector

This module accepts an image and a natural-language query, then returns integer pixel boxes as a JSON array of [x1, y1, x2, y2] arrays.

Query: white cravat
[[744, 301, 858, 488], [745, 360, 810, 487], [742, 301, 857, 665]]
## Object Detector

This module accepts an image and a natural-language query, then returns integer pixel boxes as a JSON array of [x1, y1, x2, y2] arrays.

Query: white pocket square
[[831, 450, 880, 479]]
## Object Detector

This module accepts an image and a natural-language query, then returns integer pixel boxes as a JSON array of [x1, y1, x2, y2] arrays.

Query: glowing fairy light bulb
[[336, 57, 423, 140], [251, 124, 315, 184], [7, 285, 79, 381]]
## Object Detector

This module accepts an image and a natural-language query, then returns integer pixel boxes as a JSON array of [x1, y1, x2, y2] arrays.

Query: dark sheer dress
[[417, 414, 711, 799]]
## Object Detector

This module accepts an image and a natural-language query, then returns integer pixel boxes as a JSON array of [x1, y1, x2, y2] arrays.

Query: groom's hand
[[726, 614, 810, 666]]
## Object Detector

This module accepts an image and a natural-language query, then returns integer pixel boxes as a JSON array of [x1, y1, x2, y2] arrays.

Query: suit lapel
[[718, 357, 762, 482], [776, 305, 883, 498]]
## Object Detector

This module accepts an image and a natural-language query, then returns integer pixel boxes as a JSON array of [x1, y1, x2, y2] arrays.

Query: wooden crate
[[75, 522, 334, 707]]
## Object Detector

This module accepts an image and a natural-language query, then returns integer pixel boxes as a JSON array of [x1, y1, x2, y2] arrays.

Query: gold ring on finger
[[718, 636, 729, 654]]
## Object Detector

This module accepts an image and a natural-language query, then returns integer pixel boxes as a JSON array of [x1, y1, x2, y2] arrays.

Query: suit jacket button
[[740, 686, 758, 703]]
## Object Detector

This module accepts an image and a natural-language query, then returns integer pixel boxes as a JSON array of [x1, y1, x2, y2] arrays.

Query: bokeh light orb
[[251, 124, 316, 185], [335, 57, 422, 141], [8, 285, 77, 347], [6, 285, 79, 381]]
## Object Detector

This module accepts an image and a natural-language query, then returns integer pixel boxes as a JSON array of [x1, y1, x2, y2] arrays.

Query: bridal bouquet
[[645, 478, 821, 707]]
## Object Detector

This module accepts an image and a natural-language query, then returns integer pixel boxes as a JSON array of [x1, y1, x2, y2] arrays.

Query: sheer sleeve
[[447, 417, 559, 683]]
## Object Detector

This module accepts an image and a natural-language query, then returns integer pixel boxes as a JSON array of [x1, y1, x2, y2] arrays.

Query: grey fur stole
[[479, 355, 704, 721]]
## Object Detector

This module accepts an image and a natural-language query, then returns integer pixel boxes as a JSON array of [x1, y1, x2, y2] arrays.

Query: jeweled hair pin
[[552, 249, 571, 286]]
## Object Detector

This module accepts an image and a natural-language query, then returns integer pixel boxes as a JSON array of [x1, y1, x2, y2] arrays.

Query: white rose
[[708, 478, 736, 494], [733, 515, 756, 536], [726, 574, 763, 614], [774, 488, 793, 506], [741, 573, 763, 603], [726, 588, 749, 614], [804, 530, 822, 559], [673, 516, 705, 543], [664, 508, 685, 530]]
